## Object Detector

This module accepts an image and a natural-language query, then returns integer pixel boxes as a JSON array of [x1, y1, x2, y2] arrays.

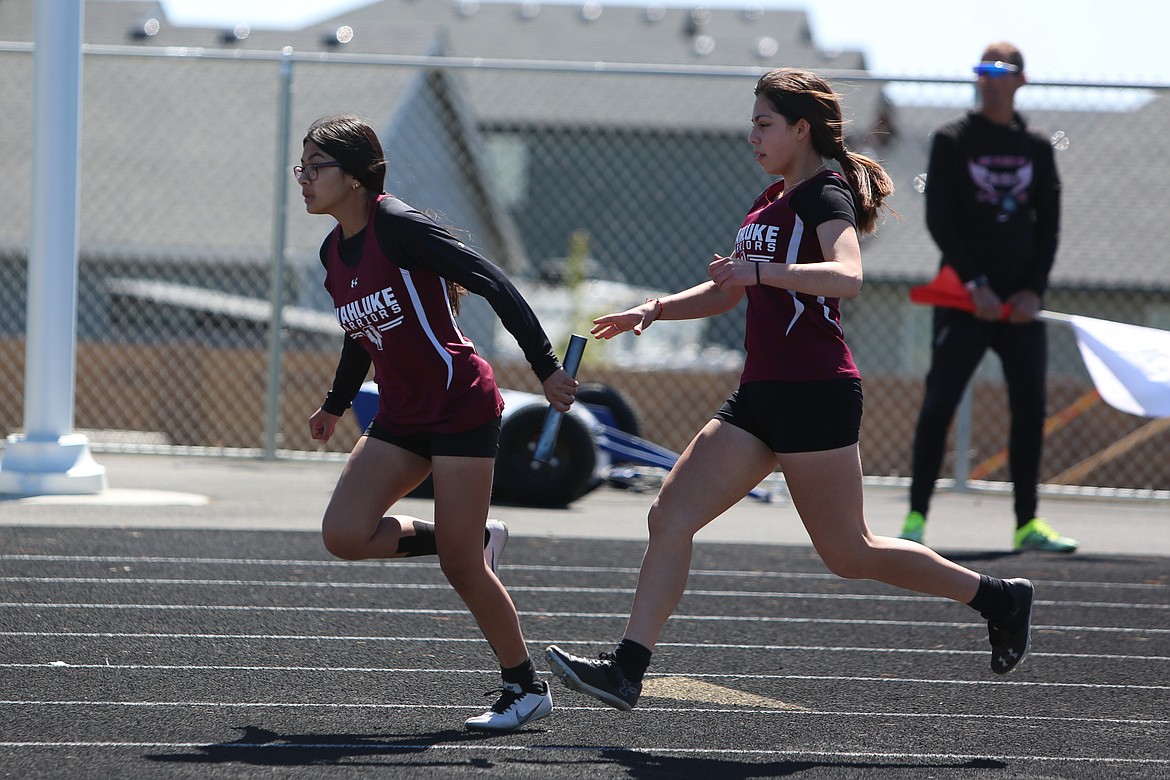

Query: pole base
[[0, 433, 107, 496]]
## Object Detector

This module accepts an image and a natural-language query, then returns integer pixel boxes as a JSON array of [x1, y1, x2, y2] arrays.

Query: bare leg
[[780, 444, 980, 603], [321, 435, 433, 560], [432, 454, 531, 668], [321, 437, 530, 668], [623, 420, 777, 650]]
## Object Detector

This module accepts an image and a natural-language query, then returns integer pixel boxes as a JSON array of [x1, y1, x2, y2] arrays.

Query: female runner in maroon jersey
[[545, 70, 1036, 712], [298, 115, 576, 731]]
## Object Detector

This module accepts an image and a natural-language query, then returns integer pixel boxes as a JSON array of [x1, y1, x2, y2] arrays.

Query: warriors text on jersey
[[737, 171, 861, 383]]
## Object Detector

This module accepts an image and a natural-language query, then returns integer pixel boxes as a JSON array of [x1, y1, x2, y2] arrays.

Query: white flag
[[1065, 315, 1170, 418]]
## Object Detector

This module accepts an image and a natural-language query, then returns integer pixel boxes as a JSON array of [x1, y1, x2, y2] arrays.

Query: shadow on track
[[144, 724, 545, 769], [145, 725, 1008, 776], [594, 749, 1008, 778]]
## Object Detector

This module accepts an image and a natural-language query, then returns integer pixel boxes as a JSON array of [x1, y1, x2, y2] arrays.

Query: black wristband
[[755, 262, 762, 286]]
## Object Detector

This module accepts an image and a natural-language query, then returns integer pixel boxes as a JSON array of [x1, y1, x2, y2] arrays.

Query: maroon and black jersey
[[736, 171, 861, 383], [320, 195, 558, 435]]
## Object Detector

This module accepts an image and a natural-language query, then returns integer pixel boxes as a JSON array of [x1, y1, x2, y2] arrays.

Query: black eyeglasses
[[293, 161, 343, 181]]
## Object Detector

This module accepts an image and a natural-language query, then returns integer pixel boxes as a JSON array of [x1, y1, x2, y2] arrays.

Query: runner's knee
[[439, 552, 486, 592], [816, 539, 875, 581], [645, 501, 698, 545], [322, 531, 367, 561]]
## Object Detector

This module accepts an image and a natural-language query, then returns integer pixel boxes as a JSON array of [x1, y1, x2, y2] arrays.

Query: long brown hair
[[754, 69, 894, 234]]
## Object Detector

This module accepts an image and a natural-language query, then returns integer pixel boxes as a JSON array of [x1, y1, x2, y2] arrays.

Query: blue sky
[[155, 0, 1170, 85]]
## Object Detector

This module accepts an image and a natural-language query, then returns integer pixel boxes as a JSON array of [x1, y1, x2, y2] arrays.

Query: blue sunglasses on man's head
[[973, 61, 1021, 78]]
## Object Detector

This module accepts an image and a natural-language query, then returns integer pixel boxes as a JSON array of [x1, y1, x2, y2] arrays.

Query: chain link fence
[[1, 45, 1167, 495]]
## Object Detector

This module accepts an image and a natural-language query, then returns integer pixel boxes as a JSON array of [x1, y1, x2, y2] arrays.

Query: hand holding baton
[[533, 334, 587, 464]]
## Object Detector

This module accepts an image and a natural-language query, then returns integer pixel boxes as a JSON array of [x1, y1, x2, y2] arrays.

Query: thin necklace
[[781, 163, 825, 197]]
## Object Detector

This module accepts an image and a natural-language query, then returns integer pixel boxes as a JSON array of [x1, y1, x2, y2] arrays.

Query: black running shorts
[[714, 379, 863, 453], [365, 416, 502, 459]]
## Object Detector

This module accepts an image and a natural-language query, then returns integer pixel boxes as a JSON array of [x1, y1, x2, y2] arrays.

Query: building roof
[[0, 0, 877, 272], [2, 1, 1165, 291]]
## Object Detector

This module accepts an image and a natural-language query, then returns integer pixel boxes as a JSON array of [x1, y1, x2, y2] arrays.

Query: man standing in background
[[902, 42, 1077, 553]]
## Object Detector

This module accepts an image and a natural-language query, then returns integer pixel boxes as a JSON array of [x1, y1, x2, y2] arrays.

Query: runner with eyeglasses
[[298, 114, 578, 731]]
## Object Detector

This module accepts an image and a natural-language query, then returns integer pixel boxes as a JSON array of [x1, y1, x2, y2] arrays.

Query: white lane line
[[0, 603, 1165, 634], [1, 576, 452, 591], [2, 604, 1166, 638], [0, 700, 1166, 726], [6, 630, 1168, 663], [3, 662, 1167, 691], [2, 554, 1165, 591], [2, 577, 1165, 612], [0, 739, 1165, 767], [3, 631, 1167, 662]]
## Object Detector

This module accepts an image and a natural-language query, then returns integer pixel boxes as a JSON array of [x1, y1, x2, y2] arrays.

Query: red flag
[[909, 265, 1012, 320], [910, 267, 1170, 418]]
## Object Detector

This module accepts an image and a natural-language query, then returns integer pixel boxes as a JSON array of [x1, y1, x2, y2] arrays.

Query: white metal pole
[[0, 0, 106, 495]]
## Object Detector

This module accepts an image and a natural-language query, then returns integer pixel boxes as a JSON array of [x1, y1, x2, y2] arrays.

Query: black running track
[[1, 526, 1167, 779]]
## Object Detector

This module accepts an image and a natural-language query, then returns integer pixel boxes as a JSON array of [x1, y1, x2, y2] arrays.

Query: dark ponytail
[[754, 69, 895, 234]]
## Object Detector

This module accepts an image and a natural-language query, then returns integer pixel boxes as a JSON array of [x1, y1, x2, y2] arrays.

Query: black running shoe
[[545, 645, 641, 711], [987, 578, 1034, 674]]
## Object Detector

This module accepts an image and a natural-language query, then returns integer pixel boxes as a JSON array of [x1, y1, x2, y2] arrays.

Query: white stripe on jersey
[[781, 214, 844, 337], [818, 298, 843, 335], [400, 268, 454, 390], [782, 217, 805, 336]]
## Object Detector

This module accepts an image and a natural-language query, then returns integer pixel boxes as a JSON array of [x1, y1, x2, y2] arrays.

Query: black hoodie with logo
[[925, 110, 1061, 298]]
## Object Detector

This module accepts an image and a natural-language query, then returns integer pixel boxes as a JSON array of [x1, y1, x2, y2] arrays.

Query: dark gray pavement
[[0, 453, 1168, 778], [1, 452, 1166, 556]]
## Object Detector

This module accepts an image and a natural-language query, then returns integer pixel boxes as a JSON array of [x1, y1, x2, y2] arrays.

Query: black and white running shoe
[[545, 645, 641, 711], [464, 680, 552, 731], [483, 519, 508, 574], [987, 578, 1035, 674]]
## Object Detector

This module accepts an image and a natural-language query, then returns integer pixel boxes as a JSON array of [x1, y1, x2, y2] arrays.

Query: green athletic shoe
[[899, 511, 926, 544], [1014, 518, 1078, 553]]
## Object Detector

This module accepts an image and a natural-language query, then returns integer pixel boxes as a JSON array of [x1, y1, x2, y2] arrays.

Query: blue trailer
[[352, 381, 779, 507]]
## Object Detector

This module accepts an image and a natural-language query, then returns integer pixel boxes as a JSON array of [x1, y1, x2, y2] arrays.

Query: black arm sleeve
[[320, 335, 372, 416], [375, 203, 561, 381]]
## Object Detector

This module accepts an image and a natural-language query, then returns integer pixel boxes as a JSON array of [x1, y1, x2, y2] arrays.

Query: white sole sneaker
[[464, 681, 552, 731], [484, 519, 508, 574]]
